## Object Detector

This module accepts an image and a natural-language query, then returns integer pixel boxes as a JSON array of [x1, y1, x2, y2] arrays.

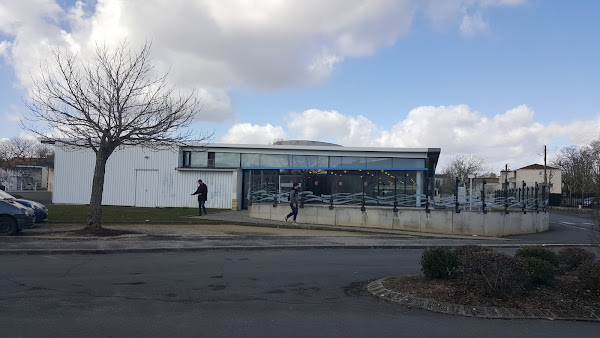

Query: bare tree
[[32, 143, 55, 162], [0, 140, 9, 167], [438, 154, 485, 195], [6, 137, 39, 163], [23, 41, 207, 232], [552, 141, 600, 252]]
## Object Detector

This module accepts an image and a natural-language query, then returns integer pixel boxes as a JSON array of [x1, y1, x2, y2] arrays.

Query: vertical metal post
[[393, 177, 398, 212], [522, 181, 526, 214], [425, 177, 430, 213], [361, 175, 366, 212], [329, 172, 334, 210], [300, 177, 305, 209], [273, 193, 277, 207], [481, 179, 487, 214], [455, 177, 460, 213], [541, 184, 547, 211], [504, 177, 509, 214], [534, 182, 539, 213]]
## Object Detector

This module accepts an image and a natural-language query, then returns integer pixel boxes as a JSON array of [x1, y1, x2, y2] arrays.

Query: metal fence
[[556, 193, 598, 208], [251, 177, 554, 214]]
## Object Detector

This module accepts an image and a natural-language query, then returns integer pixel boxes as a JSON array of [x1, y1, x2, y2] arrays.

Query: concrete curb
[[367, 277, 600, 322], [0, 242, 595, 255]]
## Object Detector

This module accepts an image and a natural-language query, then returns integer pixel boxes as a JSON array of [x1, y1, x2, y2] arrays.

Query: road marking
[[556, 221, 591, 232]]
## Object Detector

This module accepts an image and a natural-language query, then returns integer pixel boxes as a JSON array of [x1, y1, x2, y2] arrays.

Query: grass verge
[[46, 204, 226, 223]]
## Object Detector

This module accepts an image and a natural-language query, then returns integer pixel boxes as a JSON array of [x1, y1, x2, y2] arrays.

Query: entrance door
[[135, 170, 158, 207]]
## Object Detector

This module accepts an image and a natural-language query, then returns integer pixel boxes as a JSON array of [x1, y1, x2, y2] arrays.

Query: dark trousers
[[286, 203, 298, 221], [198, 200, 207, 215]]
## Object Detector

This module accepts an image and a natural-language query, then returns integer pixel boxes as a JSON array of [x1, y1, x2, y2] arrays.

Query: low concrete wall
[[249, 204, 549, 237]]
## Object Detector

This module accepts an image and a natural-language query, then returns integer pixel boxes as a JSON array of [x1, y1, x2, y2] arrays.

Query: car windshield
[[0, 190, 16, 200]]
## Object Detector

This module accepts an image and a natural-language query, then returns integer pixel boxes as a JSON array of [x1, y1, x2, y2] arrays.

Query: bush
[[576, 260, 600, 292], [453, 245, 493, 274], [515, 246, 559, 268], [557, 247, 596, 272], [520, 257, 557, 286], [420, 247, 459, 280], [464, 250, 529, 293]]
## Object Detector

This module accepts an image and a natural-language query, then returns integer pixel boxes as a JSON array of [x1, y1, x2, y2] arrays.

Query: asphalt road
[[507, 211, 598, 244], [1, 249, 598, 337]]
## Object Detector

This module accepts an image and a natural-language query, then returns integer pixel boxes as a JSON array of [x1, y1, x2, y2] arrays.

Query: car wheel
[[0, 216, 18, 236]]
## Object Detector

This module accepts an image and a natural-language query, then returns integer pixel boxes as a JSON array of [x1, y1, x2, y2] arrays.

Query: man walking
[[191, 179, 208, 216], [284, 182, 299, 223]]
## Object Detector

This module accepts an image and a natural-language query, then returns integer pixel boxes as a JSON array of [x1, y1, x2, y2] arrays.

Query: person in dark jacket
[[284, 182, 299, 223], [191, 179, 208, 216]]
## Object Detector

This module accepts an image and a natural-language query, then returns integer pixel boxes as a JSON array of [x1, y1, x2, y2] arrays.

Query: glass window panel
[[183, 151, 191, 167], [330, 170, 363, 205], [190, 151, 208, 167], [260, 154, 289, 167], [290, 155, 317, 168], [215, 152, 240, 168], [241, 153, 260, 167], [366, 157, 393, 168], [329, 157, 342, 168], [317, 156, 329, 168], [250, 169, 279, 203], [392, 158, 425, 169], [341, 156, 366, 168]]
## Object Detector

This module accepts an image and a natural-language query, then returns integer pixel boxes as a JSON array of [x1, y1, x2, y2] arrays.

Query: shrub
[[464, 251, 529, 293], [576, 260, 600, 292], [453, 245, 493, 275], [515, 246, 559, 268], [557, 247, 596, 272], [519, 257, 557, 286], [420, 247, 459, 280]]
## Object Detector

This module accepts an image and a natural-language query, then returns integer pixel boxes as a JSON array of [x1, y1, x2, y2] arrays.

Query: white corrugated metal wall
[[53, 145, 234, 209]]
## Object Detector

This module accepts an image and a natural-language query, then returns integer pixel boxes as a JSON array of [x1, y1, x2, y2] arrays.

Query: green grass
[[46, 205, 225, 223]]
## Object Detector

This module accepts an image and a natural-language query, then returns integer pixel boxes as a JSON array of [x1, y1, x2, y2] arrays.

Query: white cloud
[[221, 105, 600, 173], [221, 123, 287, 145], [0, 0, 530, 129], [460, 12, 489, 36], [424, 0, 526, 34], [4, 104, 24, 122]]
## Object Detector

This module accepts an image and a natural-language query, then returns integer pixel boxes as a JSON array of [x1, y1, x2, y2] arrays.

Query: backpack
[[288, 188, 293, 202]]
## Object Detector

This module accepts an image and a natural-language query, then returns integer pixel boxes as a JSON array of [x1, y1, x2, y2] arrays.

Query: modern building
[[52, 140, 441, 209], [0, 158, 54, 192]]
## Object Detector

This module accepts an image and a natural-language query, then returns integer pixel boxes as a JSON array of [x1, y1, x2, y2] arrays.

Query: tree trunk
[[87, 146, 112, 230]]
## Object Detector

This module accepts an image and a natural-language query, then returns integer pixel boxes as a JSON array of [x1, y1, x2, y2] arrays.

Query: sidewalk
[[0, 210, 535, 255]]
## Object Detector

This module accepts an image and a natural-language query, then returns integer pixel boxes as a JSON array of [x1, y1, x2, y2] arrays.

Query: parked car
[[0, 196, 35, 236], [583, 197, 597, 208], [0, 190, 48, 223]]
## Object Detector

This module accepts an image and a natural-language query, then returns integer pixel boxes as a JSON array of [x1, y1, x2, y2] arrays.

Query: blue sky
[[0, 0, 599, 172]]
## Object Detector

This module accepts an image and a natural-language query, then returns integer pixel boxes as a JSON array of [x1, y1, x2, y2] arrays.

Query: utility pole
[[543, 145, 548, 207], [544, 145, 547, 188]]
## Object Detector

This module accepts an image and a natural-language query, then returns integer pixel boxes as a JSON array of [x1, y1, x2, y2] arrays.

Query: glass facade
[[215, 152, 240, 167], [181, 149, 434, 209], [247, 168, 427, 208], [190, 151, 208, 167]]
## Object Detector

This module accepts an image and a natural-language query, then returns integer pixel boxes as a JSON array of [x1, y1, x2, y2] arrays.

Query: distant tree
[[0, 140, 9, 167], [6, 137, 38, 163], [553, 145, 596, 198], [438, 154, 485, 195], [23, 41, 208, 232], [32, 143, 55, 162], [552, 140, 600, 252]]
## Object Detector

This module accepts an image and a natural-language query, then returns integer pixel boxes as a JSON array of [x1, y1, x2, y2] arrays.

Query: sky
[[0, 0, 599, 173]]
